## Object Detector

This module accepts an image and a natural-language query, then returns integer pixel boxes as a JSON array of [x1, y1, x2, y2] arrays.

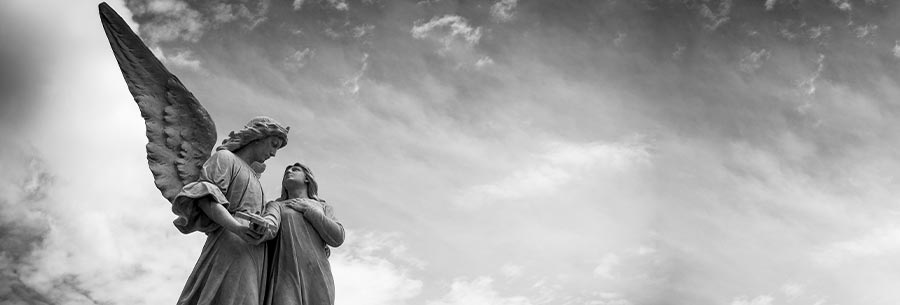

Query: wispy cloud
[[285, 47, 315, 69], [738, 48, 770, 73], [490, 0, 518, 23], [698, 0, 732, 30], [412, 15, 482, 49]]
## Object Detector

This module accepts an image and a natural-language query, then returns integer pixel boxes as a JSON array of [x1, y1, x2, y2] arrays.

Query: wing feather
[[99, 3, 217, 202]]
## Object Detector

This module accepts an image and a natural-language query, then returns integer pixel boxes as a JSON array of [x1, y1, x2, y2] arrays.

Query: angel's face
[[260, 137, 284, 162], [248, 136, 283, 163]]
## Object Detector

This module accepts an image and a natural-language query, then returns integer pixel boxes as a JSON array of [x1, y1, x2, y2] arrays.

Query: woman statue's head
[[280, 162, 320, 201]]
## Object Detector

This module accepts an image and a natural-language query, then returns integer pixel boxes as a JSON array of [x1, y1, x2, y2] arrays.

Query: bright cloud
[[593, 253, 621, 279], [814, 225, 900, 265], [130, 0, 206, 43], [332, 231, 424, 305], [730, 295, 774, 305], [458, 139, 651, 207], [426, 277, 533, 305]]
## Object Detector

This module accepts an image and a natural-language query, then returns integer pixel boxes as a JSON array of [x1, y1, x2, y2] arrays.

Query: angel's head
[[238, 136, 285, 164], [217, 116, 289, 163], [280, 162, 320, 201]]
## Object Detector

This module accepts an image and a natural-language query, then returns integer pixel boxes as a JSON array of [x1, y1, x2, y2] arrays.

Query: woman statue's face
[[283, 165, 307, 186]]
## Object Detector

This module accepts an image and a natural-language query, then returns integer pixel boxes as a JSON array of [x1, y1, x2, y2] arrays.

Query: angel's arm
[[198, 152, 265, 243], [304, 203, 345, 247], [198, 199, 261, 242], [260, 201, 284, 241]]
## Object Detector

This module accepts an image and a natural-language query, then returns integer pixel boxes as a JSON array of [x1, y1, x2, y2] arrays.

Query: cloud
[[146, 46, 203, 71], [328, 0, 349, 11], [698, 0, 732, 30], [285, 47, 315, 69], [832, 0, 851, 11], [426, 277, 533, 305], [9, 0, 900, 304], [808, 25, 831, 40], [130, 0, 207, 43], [412, 15, 483, 49], [730, 295, 774, 305], [0, 142, 54, 303], [764, 0, 777, 10], [490, 0, 518, 22], [613, 32, 627, 47], [593, 253, 621, 279], [475, 56, 494, 68], [893, 41, 900, 58], [209, 1, 270, 29], [781, 283, 804, 299], [0, 1, 204, 304], [164, 50, 202, 71], [798, 54, 826, 96], [672, 44, 686, 59], [331, 231, 424, 305], [500, 263, 523, 278], [210, 3, 238, 23], [814, 225, 900, 265], [739, 49, 770, 73], [293, 0, 305, 10], [342, 53, 369, 95], [457, 139, 651, 207], [855, 24, 878, 38], [352, 24, 375, 39]]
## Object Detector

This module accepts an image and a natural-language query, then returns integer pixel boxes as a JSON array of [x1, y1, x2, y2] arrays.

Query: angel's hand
[[235, 211, 269, 235], [228, 222, 265, 245]]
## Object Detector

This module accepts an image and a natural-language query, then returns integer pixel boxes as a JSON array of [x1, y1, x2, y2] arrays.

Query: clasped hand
[[284, 198, 321, 214]]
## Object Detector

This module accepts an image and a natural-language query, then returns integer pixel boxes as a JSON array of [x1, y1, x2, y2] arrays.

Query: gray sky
[[3, 0, 900, 304]]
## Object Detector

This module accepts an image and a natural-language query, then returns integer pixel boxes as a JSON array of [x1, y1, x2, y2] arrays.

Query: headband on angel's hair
[[216, 116, 290, 152]]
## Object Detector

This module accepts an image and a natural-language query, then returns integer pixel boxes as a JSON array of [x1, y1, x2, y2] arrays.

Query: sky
[[2, 0, 900, 304]]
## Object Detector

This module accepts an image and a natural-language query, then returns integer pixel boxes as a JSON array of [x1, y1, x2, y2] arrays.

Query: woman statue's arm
[[308, 204, 345, 247], [288, 199, 345, 247]]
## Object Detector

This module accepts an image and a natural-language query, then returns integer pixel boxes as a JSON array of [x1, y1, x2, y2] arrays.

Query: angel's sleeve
[[170, 150, 235, 234]]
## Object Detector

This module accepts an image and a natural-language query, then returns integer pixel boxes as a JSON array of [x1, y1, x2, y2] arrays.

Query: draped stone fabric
[[172, 150, 269, 305], [262, 200, 345, 305]]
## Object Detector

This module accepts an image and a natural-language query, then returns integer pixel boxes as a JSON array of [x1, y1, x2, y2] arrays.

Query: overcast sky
[[3, 0, 900, 304]]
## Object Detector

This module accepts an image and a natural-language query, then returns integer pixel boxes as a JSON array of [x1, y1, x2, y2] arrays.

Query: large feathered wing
[[99, 2, 217, 202]]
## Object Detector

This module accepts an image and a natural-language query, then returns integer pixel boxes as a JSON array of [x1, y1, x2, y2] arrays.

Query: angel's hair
[[280, 162, 323, 202], [217, 116, 290, 152]]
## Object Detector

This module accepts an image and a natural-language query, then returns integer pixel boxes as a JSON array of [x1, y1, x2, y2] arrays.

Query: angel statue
[[99, 3, 288, 305]]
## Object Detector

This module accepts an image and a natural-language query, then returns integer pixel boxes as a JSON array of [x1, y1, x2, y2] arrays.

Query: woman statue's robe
[[262, 199, 345, 305], [171, 150, 268, 305]]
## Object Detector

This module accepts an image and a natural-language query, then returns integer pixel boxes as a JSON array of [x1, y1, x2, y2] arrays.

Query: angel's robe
[[171, 150, 268, 305], [261, 199, 344, 305]]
